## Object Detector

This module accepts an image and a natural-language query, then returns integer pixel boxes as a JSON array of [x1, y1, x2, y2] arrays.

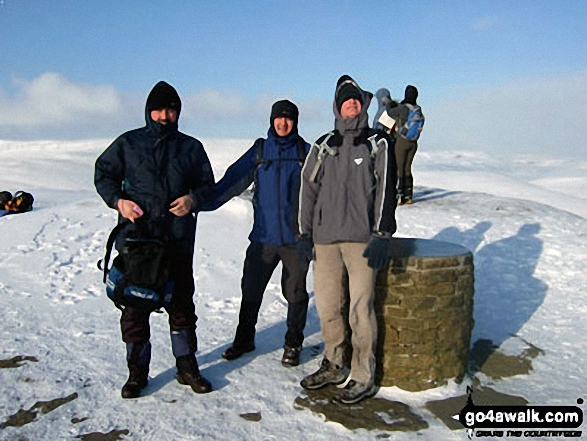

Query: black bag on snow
[[99, 222, 174, 310], [1, 190, 34, 213]]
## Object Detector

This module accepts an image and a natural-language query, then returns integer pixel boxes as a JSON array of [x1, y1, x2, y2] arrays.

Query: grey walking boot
[[331, 379, 378, 404], [300, 358, 347, 390]]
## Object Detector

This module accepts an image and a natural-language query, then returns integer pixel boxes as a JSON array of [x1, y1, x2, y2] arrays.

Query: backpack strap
[[399, 103, 414, 135], [309, 131, 338, 182], [367, 133, 380, 158], [98, 220, 129, 283], [356, 128, 387, 159], [254, 138, 266, 167], [296, 136, 308, 165]]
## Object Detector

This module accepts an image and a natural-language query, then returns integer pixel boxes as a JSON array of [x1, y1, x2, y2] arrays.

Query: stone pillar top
[[388, 238, 471, 259]]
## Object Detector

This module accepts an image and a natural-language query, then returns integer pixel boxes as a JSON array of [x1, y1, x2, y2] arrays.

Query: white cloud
[[183, 89, 328, 122], [424, 72, 587, 157], [182, 89, 276, 122], [182, 89, 330, 140], [0, 72, 130, 128], [0, 72, 330, 141]]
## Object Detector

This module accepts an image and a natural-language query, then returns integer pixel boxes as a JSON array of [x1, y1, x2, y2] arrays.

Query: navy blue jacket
[[94, 93, 214, 255], [198, 129, 309, 246]]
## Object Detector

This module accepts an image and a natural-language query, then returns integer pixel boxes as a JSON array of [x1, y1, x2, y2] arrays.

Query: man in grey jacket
[[297, 75, 397, 404]]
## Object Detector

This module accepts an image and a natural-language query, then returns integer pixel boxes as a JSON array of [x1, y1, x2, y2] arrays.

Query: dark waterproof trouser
[[234, 242, 309, 349], [395, 137, 418, 199], [120, 252, 197, 346]]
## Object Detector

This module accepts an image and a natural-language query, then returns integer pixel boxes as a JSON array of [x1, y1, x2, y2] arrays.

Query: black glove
[[296, 235, 314, 272], [363, 234, 391, 270]]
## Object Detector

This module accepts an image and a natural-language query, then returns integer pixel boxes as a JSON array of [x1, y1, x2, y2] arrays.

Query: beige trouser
[[314, 242, 377, 384]]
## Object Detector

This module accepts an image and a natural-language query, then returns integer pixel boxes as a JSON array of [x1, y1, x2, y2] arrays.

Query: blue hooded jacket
[[198, 128, 309, 246]]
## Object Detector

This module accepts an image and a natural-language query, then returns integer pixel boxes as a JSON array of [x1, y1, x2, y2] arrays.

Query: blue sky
[[1, 1, 586, 157]]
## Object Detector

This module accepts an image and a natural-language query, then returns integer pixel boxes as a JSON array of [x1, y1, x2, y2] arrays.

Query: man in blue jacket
[[196, 100, 310, 367], [95, 81, 215, 398]]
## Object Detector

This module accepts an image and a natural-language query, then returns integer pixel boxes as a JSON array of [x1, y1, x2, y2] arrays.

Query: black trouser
[[395, 137, 418, 199], [120, 252, 197, 345], [234, 242, 309, 348]]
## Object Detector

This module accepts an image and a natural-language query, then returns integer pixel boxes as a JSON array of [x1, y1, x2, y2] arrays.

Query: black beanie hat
[[403, 85, 418, 105], [335, 75, 364, 113], [146, 81, 182, 116], [270, 99, 299, 130]]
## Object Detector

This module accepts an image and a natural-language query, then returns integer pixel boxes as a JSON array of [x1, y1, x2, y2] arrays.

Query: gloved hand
[[296, 235, 314, 272], [363, 233, 391, 270]]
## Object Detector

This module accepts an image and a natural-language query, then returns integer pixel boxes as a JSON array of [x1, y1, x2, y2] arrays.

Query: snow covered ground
[[0, 139, 586, 440]]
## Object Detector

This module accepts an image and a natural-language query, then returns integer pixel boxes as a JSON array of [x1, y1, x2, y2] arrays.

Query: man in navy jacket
[[197, 100, 310, 366], [95, 81, 215, 398]]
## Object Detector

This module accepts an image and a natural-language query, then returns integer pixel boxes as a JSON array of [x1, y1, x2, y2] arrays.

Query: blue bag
[[398, 104, 425, 141]]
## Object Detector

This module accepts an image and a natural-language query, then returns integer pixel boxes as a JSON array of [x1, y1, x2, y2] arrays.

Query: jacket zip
[[277, 146, 285, 245]]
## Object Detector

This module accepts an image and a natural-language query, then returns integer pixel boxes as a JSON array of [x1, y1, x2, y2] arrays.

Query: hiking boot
[[121, 365, 149, 399], [176, 370, 213, 394], [281, 345, 302, 367], [300, 358, 347, 390], [222, 342, 255, 360], [176, 355, 212, 394], [331, 380, 377, 405]]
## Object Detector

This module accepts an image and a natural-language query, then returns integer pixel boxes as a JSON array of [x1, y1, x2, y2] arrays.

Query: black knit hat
[[335, 75, 364, 113], [146, 81, 182, 115], [270, 99, 299, 130]]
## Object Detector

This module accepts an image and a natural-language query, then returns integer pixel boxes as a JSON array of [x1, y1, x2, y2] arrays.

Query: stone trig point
[[375, 238, 474, 391]]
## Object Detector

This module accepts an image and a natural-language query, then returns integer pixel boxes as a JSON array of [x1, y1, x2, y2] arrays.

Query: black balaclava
[[402, 85, 418, 106], [270, 99, 299, 135], [146, 81, 182, 116]]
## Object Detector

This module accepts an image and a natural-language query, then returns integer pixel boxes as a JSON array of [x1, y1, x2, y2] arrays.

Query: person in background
[[385, 85, 425, 205], [372, 87, 393, 132]]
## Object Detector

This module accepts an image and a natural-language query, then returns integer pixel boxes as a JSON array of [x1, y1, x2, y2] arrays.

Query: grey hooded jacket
[[372, 88, 392, 132], [298, 78, 397, 244]]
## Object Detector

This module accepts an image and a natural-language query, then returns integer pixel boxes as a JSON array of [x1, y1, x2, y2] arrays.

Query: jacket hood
[[375, 88, 392, 106], [372, 88, 392, 128], [145, 81, 181, 134], [333, 75, 372, 133]]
